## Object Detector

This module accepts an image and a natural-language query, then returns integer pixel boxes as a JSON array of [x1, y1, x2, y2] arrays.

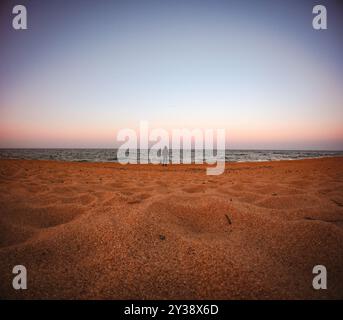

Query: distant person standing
[[162, 145, 169, 166]]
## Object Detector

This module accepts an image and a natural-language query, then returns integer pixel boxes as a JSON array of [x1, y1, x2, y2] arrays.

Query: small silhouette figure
[[162, 146, 169, 166]]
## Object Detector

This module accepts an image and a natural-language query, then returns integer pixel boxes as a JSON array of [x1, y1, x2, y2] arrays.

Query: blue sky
[[0, 0, 342, 149]]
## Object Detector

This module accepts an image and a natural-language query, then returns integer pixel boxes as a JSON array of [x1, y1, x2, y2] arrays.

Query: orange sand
[[0, 158, 342, 299]]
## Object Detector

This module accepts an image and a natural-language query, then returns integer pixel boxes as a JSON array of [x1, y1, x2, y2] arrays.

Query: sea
[[0, 149, 342, 163]]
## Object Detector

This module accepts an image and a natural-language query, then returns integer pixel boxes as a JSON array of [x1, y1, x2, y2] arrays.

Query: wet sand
[[0, 158, 342, 299]]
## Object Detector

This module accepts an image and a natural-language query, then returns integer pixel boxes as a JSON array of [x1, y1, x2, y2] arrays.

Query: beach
[[0, 157, 342, 299]]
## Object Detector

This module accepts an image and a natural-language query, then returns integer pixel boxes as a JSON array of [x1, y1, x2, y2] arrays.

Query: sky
[[0, 0, 342, 149]]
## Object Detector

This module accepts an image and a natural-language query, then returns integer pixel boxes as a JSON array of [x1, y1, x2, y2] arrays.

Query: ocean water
[[0, 149, 342, 163]]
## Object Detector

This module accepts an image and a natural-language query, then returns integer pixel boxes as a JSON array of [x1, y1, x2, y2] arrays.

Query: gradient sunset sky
[[0, 0, 342, 149]]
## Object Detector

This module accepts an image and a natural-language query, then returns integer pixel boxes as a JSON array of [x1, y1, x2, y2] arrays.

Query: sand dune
[[0, 158, 342, 299]]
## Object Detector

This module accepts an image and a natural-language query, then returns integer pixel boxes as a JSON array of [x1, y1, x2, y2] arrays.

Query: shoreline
[[0, 155, 342, 166]]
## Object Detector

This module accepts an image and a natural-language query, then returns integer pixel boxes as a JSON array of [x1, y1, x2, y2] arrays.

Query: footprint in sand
[[143, 195, 233, 237], [127, 192, 152, 204], [182, 185, 206, 193]]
